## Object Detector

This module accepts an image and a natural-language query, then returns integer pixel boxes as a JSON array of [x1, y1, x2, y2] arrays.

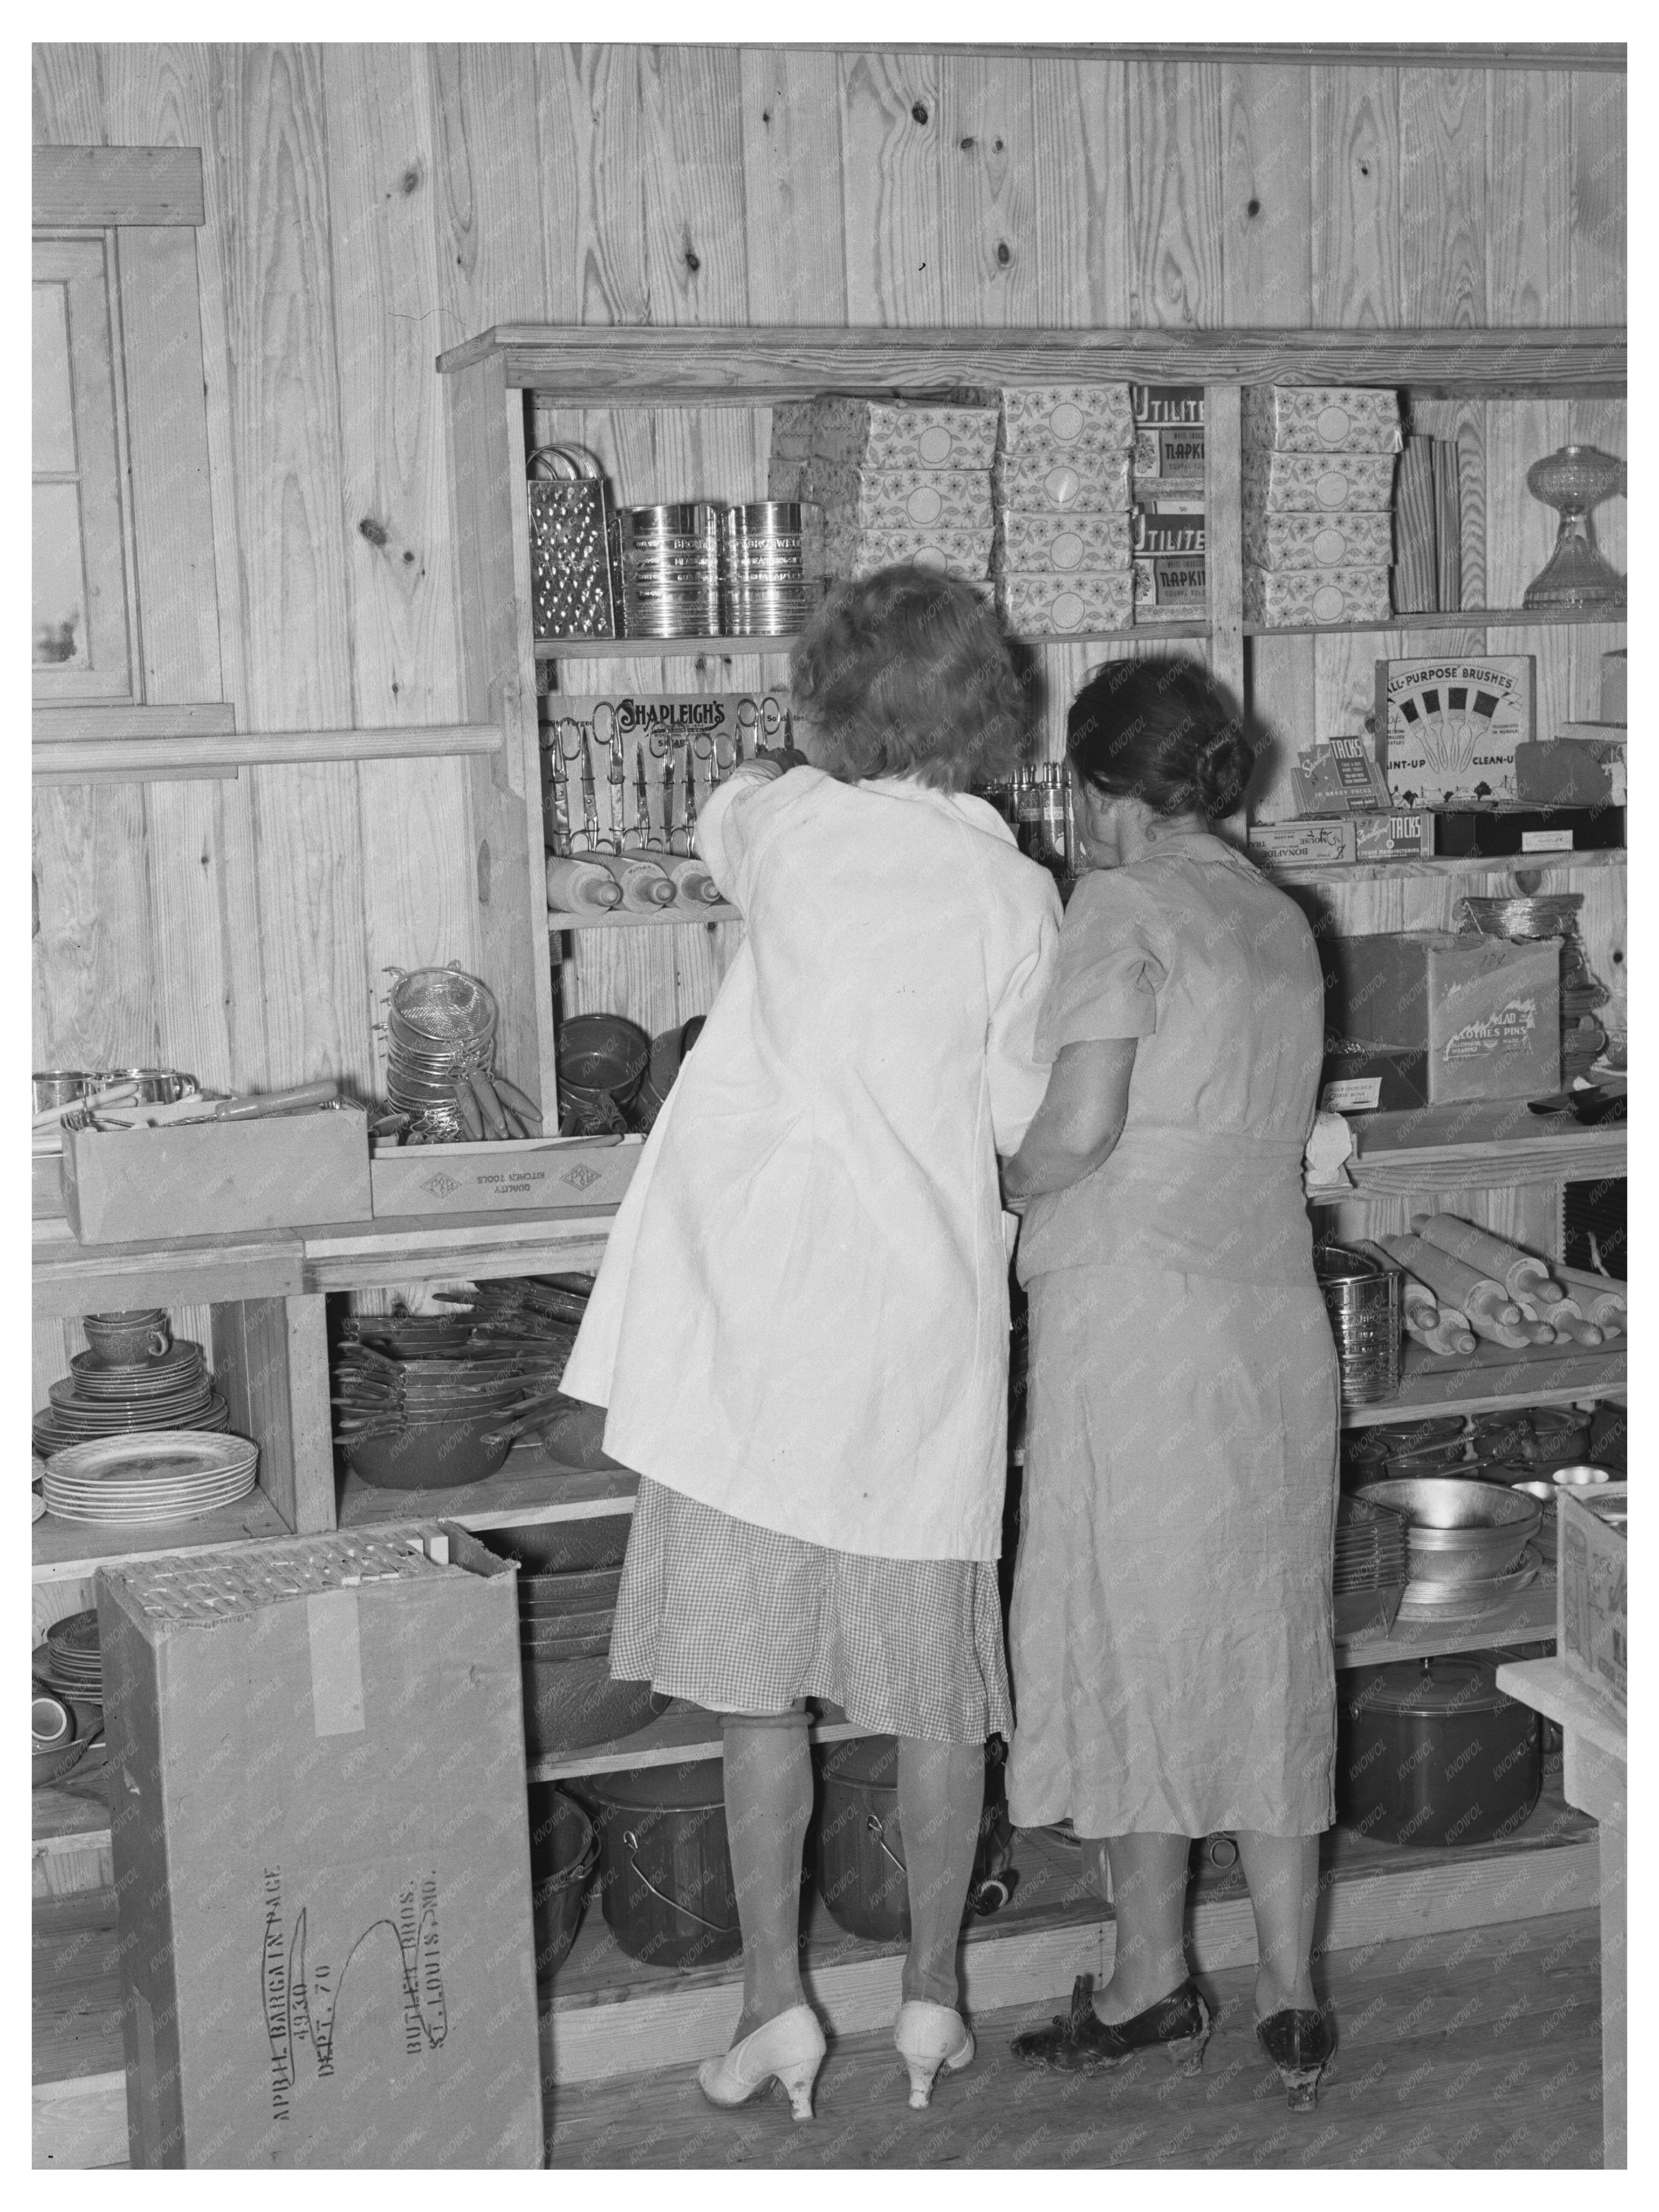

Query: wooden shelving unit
[[535, 621, 1211, 661], [1243, 603, 1624, 638], [1338, 1339, 1624, 1429], [548, 903, 740, 930]]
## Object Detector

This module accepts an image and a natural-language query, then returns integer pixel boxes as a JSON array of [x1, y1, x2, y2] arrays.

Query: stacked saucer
[[42, 1610, 103, 1700], [32, 1341, 228, 1460], [41, 1431, 259, 1527]]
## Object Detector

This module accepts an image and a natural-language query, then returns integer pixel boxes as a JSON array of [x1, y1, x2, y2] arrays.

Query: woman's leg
[[1089, 1832, 1191, 2021], [896, 1738, 985, 2008], [721, 1710, 813, 2038], [1234, 1830, 1321, 2017]]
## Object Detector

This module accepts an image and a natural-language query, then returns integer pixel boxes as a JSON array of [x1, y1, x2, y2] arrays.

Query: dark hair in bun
[[1067, 656, 1256, 820]]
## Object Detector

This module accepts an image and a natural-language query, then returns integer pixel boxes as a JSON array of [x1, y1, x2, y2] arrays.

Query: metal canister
[[1315, 1245, 1402, 1407]]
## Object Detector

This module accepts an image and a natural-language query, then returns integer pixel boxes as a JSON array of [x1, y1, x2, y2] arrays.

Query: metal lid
[[1343, 1656, 1514, 1718], [585, 1756, 725, 1810]]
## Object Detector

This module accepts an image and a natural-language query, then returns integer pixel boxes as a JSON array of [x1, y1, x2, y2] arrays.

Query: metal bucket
[[585, 1759, 742, 1970]]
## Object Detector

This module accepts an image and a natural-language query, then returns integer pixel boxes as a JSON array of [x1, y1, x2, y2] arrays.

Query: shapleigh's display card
[[1375, 654, 1534, 806]]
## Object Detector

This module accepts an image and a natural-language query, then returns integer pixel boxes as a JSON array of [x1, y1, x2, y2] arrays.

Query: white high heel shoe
[[894, 1999, 975, 2109], [698, 2003, 827, 2122]]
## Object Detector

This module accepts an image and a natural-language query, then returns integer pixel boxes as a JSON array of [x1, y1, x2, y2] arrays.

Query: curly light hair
[[789, 564, 1029, 790]]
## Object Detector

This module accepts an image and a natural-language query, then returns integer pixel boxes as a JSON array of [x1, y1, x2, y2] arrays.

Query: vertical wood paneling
[[323, 43, 478, 995], [640, 46, 750, 326], [32, 43, 107, 142], [1311, 66, 1401, 327], [1570, 70, 1625, 325], [1221, 62, 1313, 327], [1028, 55, 1127, 326], [536, 45, 649, 328], [1126, 60, 1224, 326], [210, 44, 373, 1093], [739, 48, 848, 326], [1399, 68, 1485, 327], [936, 52, 1039, 325], [838, 51, 943, 325], [428, 44, 562, 335], [1487, 70, 1571, 324]]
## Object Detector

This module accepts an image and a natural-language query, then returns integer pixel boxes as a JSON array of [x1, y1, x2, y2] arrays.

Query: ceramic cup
[[83, 1309, 172, 1367]]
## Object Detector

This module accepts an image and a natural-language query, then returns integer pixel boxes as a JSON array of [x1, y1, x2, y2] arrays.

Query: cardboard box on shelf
[[1246, 818, 1358, 867], [993, 509, 1131, 574], [1244, 565, 1393, 627], [98, 1525, 542, 2167], [369, 1133, 643, 1217], [1241, 449, 1398, 514], [998, 384, 1133, 453], [805, 462, 993, 532], [1321, 929, 1561, 1107], [1133, 424, 1206, 482], [1353, 812, 1433, 860], [1130, 382, 1205, 427], [1429, 806, 1625, 858], [1317, 1040, 1432, 1115], [62, 1103, 372, 1244], [1243, 510, 1394, 571], [1241, 385, 1403, 454], [825, 523, 993, 581], [1133, 553, 1208, 617], [1292, 736, 1397, 815], [810, 397, 999, 472], [1377, 654, 1535, 806], [1515, 739, 1626, 809], [996, 569, 1134, 634], [1133, 505, 1206, 556], [1556, 1484, 1627, 1718], [992, 447, 1133, 513]]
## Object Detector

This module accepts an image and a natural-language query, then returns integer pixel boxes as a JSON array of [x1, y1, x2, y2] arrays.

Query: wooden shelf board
[[1266, 848, 1626, 887], [31, 723, 502, 781], [439, 325, 1627, 397], [1336, 1566, 1557, 1671], [1339, 1341, 1624, 1429], [338, 1443, 638, 1534], [530, 1704, 869, 1784], [1246, 605, 1626, 638], [549, 904, 741, 931], [1313, 1107, 1626, 1198], [299, 1210, 616, 1291], [31, 1484, 291, 1583], [31, 1218, 306, 1317], [536, 622, 1210, 661]]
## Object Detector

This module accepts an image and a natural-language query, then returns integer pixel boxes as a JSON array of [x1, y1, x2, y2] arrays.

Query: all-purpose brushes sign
[[1375, 654, 1535, 807]]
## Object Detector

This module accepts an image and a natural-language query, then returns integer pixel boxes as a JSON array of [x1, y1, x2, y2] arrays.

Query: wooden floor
[[544, 1910, 1605, 2169]]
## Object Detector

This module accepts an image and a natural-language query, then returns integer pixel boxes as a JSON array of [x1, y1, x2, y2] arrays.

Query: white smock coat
[[561, 763, 1060, 1562]]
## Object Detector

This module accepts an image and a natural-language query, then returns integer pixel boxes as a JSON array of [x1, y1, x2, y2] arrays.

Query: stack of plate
[[42, 1610, 103, 1700], [32, 1340, 228, 1459], [1398, 1545, 1543, 1621], [41, 1431, 259, 1526]]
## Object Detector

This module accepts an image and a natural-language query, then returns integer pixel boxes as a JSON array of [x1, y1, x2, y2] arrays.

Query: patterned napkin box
[[811, 397, 1000, 472], [993, 510, 1132, 575], [1242, 385, 1403, 454], [1243, 566, 1393, 627], [807, 461, 994, 532], [1134, 505, 1205, 556], [1133, 424, 1207, 482], [767, 399, 816, 498], [824, 523, 994, 581], [1244, 511, 1394, 571], [1241, 450, 1398, 514], [993, 448, 1134, 514], [997, 570, 1134, 634], [998, 384, 1134, 454], [1133, 555, 1208, 619]]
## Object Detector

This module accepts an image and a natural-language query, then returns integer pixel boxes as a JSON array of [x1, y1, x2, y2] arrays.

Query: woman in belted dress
[[1003, 658, 1341, 2109], [563, 567, 1060, 2122]]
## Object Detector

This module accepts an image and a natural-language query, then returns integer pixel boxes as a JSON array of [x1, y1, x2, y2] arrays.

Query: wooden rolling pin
[[1357, 1241, 1477, 1357], [1375, 1234, 1539, 1349], [1411, 1213, 1562, 1302], [1549, 1263, 1627, 1335], [1512, 1285, 1603, 1348]]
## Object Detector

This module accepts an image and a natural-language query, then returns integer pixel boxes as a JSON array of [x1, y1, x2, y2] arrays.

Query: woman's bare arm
[[1002, 1038, 1138, 1202]]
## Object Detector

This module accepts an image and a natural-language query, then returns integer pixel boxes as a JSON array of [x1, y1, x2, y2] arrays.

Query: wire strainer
[[381, 965, 499, 1140]]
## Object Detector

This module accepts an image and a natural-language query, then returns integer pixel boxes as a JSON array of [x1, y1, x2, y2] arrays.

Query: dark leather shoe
[[1256, 2004, 1337, 2110], [1012, 1973, 1212, 2075]]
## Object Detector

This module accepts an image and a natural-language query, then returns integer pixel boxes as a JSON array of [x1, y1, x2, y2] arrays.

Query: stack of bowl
[[332, 1315, 570, 1491], [1354, 1476, 1542, 1620], [480, 1519, 665, 1759], [33, 1334, 229, 1461]]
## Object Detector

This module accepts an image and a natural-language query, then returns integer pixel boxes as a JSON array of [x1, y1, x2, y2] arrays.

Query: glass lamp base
[[1523, 530, 1626, 611]]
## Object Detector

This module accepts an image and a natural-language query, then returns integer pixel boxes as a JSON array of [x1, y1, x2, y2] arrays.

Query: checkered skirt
[[610, 1478, 1014, 1744]]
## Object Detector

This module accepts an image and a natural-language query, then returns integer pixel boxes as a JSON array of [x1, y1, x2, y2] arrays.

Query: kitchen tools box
[[369, 1133, 643, 1217], [63, 1103, 372, 1243], [98, 1527, 542, 2166]]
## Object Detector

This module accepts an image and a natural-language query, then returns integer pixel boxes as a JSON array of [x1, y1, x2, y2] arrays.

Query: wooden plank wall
[[31, 44, 1626, 1186]]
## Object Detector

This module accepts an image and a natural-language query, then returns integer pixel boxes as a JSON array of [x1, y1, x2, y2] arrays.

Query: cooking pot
[[1337, 1655, 1540, 1848]]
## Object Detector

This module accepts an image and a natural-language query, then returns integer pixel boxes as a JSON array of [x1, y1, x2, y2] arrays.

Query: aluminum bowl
[[478, 1517, 632, 1574], [1354, 1477, 1541, 1583]]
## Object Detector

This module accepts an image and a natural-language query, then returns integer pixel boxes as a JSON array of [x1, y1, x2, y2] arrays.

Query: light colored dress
[[563, 760, 1061, 1740], [1006, 835, 1339, 1838]]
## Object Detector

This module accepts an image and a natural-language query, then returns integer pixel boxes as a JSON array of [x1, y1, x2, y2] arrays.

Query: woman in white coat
[[562, 567, 1060, 2121]]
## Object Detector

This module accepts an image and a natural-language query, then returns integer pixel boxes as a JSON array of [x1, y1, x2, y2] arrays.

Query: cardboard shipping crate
[[1321, 930, 1561, 1107], [99, 1526, 542, 2167], [370, 1131, 643, 1217], [64, 1102, 372, 1243], [1557, 1484, 1627, 1718]]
